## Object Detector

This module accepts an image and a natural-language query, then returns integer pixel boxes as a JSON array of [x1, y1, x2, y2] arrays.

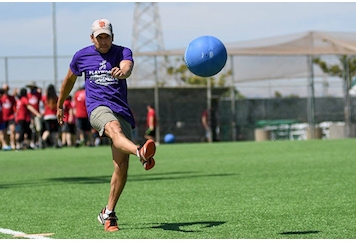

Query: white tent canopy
[[136, 31, 356, 56], [225, 31, 356, 55]]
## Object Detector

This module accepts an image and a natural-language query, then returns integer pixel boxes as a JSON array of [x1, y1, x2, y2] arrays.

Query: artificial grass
[[0, 139, 355, 239]]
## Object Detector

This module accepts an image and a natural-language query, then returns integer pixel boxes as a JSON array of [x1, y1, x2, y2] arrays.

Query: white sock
[[105, 206, 113, 215]]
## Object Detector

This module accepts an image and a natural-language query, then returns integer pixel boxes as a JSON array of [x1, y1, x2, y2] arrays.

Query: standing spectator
[[42, 84, 60, 148], [1, 84, 17, 150], [15, 88, 42, 150], [26, 81, 43, 148], [144, 104, 157, 142], [201, 109, 211, 142], [61, 95, 75, 147], [201, 107, 218, 142], [74, 84, 92, 146], [0, 87, 11, 150]]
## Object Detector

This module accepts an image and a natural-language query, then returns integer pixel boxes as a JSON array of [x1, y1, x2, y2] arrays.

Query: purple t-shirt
[[70, 44, 135, 128]]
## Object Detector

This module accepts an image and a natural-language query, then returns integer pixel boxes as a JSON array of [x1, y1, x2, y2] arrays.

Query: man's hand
[[57, 107, 64, 126], [112, 60, 133, 79], [111, 67, 126, 79]]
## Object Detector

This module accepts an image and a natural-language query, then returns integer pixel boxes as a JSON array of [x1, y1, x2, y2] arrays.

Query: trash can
[[254, 129, 270, 142], [329, 123, 345, 139], [307, 127, 322, 140]]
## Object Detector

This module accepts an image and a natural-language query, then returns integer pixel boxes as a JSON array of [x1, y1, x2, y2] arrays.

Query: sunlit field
[[0, 139, 355, 239]]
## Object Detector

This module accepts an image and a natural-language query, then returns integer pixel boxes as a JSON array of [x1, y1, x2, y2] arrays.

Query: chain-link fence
[[128, 88, 353, 143], [1, 52, 354, 144], [219, 97, 350, 141], [128, 87, 229, 144]]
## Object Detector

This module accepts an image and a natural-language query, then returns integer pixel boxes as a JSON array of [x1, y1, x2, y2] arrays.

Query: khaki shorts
[[34, 116, 42, 132], [89, 106, 132, 140]]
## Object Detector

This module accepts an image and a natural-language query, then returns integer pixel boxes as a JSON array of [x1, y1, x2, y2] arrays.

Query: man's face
[[91, 33, 113, 54], [2, 84, 9, 93]]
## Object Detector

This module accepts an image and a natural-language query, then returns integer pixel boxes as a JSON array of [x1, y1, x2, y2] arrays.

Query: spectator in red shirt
[[26, 81, 43, 148], [74, 85, 92, 146], [15, 88, 42, 150], [61, 95, 75, 147], [0, 87, 11, 150], [1, 84, 17, 150], [201, 108, 218, 142], [27, 82, 42, 113], [42, 84, 60, 148], [144, 104, 157, 142], [201, 109, 211, 142]]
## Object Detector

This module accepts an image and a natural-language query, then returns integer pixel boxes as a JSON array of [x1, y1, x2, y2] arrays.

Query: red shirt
[[202, 110, 208, 119], [16, 96, 31, 122], [0, 99, 3, 124], [146, 108, 156, 127], [74, 89, 88, 118], [27, 91, 42, 112], [1, 94, 16, 121], [42, 95, 58, 118], [63, 99, 74, 124]]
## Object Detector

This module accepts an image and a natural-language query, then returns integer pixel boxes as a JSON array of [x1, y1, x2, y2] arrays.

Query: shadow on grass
[[47, 171, 237, 184], [150, 221, 226, 232], [280, 230, 321, 235], [0, 172, 238, 189]]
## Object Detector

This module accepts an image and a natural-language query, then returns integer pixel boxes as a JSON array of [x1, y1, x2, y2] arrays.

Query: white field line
[[0, 228, 53, 239]]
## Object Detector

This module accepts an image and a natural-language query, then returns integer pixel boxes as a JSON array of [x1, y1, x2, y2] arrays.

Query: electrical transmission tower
[[131, 2, 167, 87]]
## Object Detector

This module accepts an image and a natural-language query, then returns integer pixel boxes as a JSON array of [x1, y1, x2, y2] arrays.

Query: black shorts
[[4, 119, 15, 129], [17, 120, 32, 142], [61, 122, 76, 134], [76, 118, 91, 132], [147, 128, 156, 137], [44, 119, 59, 132]]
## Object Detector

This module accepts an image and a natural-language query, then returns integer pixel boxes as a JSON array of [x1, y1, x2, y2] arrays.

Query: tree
[[274, 91, 283, 98], [313, 55, 356, 137], [313, 55, 356, 84], [221, 87, 245, 99]]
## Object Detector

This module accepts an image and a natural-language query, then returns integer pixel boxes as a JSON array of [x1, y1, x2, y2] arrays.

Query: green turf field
[[0, 139, 355, 239]]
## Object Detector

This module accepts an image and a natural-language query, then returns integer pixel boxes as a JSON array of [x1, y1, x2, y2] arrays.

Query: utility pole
[[52, 2, 58, 90], [131, 2, 166, 87]]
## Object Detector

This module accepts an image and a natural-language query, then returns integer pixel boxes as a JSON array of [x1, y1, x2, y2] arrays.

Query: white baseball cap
[[91, 18, 113, 37]]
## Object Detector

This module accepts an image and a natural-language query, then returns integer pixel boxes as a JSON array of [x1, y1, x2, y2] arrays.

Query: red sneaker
[[143, 157, 155, 170], [138, 139, 156, 161], [104, 213, 119, 232], [97, 208, 119, 232]]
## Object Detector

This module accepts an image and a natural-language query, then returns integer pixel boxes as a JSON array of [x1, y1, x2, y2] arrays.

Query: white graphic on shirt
[[28, 96, 38, 105], [88, 60, 119, 86], [99, 60, 107, 70], [2, 100, 12, 109]]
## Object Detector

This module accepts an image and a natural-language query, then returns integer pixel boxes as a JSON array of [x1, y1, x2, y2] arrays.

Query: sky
[[0, 1, 356, 97], [1, 2, 356, 56]]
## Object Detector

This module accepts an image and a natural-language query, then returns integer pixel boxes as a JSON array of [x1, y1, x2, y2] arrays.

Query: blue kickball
[[184, 35, 227, 77], [164, 133, 175, 144]]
